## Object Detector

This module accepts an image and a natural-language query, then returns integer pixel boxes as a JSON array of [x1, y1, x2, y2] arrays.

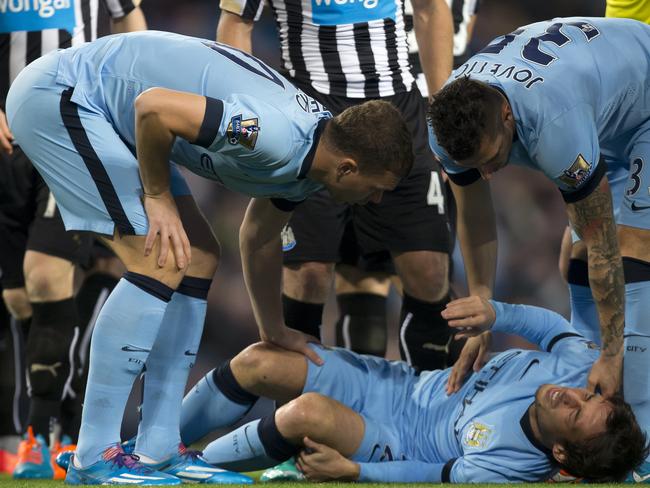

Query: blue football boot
[[12, 426, 54, 479], [55, 449, 73, 472], [65, 444, 181, 485], [148, 444, 253, 484]]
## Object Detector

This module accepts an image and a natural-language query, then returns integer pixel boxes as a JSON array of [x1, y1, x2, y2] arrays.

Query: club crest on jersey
[[559, 154, 592, 188], [227, 114, 260, 150], [463, 422, 493, 449]]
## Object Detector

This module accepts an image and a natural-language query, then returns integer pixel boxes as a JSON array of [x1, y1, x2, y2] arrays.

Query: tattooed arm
[[566, 175, 624, 397]]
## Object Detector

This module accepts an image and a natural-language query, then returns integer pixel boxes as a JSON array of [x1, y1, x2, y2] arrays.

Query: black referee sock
[[282, 295, 323, 339], [26, 299, 78, 438], [335, 293, 387, 357], [61, 272, 118, 441], [399, 293, 451, 372]]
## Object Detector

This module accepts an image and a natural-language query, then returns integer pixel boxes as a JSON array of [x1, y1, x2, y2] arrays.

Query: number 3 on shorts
[[427, 171, 445, 214]]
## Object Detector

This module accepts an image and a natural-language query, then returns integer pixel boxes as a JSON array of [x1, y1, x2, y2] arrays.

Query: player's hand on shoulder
[[260, 325, 324, 366], [0, 108, 14, 155], [143, 190, 191, 269], [441, 295, 496, 337], [446, 331, 491, 395], [296, 437, 360, 482]]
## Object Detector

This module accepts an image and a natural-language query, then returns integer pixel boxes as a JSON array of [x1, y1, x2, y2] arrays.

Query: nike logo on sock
[[184, 350, 197, 356], [121, 345, 151, 353]]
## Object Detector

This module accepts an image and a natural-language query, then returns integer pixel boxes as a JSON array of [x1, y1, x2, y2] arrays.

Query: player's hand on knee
[[446, 331, 491, 395], [0, 109, 14, 155], [143, 190, 191, 269], [260, 326, 324, 366], [441, 296, 496, 337], [296, 437, 359, 481]]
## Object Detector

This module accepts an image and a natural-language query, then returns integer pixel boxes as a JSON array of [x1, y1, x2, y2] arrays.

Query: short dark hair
[[325, 100, 413, 179], [559, 395, 649, 482], [428, 77, 503, 161]]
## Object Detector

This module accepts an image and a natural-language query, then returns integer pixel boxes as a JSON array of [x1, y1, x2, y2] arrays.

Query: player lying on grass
[[179, 296, 648, 483], [6, 31, 413, 485]]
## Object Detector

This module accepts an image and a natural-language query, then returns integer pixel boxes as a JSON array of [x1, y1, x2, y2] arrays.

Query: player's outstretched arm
[[449, 178, 497, 300], [135, 88, 207, 269], [566, 176, 624, 397], [239, 198, 323, 365], [412, 0, 453, 96], [110, 5, 147, 34], [217, 10, 254, 54]]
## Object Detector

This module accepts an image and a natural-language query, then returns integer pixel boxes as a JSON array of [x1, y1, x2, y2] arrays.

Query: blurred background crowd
[[106, 0, 608, 438]]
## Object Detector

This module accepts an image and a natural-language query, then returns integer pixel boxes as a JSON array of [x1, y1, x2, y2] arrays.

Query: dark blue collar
[[521, 404, 555, 462], [299, 118, 329, 180]]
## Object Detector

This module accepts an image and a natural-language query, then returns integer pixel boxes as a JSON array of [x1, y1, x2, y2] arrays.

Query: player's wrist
[[142, 188, 172, 199]]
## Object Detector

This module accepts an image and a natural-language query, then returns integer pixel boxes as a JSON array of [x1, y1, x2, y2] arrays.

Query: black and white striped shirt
[[405, 0, 479, 97], [222, 0, 415, 98], [1, 0, 138, 109]]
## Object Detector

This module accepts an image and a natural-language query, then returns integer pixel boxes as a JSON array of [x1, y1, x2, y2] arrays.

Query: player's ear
[[501, 99, 513, 123], [336, 158, 359, 180], [552, 444, 567, 464]]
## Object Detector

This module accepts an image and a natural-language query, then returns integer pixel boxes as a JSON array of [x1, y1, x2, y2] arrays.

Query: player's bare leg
[[393, 250, 450, 370]]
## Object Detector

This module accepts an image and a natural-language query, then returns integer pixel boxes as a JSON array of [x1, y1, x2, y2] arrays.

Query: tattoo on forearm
[[567, 180, 624, 357]]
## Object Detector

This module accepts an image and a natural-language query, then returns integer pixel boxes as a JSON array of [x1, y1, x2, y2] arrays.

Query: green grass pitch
[[0, 475, 628, 487]]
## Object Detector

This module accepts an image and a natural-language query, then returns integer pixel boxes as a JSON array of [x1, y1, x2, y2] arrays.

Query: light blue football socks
[[181, 362, 258, 446], [567, 258, 600, 344], [623, 258, 650, 461], [135, 277, 212, 462], [202, 415, 296, 472], [75, 273, 173, 468]]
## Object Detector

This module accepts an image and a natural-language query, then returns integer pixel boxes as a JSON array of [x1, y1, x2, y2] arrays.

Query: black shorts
[[0, 147, 93, 289], [282, 81, 450, 266]]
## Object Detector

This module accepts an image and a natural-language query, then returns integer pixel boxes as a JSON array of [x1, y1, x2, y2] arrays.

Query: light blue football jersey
[[429, 17, 650, 197], [54, 31, 332, 201], [401, 303, 597, 482]]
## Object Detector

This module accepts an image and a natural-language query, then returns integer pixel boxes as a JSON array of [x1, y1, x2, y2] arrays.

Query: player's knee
[[399, 254, 449, 301], [24, 257, 74, 301], [189, 241, 221, 277], [231, 342, 281, 380], [2, 288, 32, 319], [283, 262, 334, 302], [276, 393, 330, 439]]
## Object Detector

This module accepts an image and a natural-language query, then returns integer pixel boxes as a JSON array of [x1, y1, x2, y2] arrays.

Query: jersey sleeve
[[195, 94, 293, 174], [530, 104, 604, 203], [490, 301, 581, 352], [428, 123, 481, 186], [220, 0, 265, 21], [100, 0, 140, 19]]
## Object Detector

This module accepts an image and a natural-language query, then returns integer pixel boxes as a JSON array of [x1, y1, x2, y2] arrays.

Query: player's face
[[532, 384, 611, 447], [326, 170, 400, 205], [457, 100, 515, 179]]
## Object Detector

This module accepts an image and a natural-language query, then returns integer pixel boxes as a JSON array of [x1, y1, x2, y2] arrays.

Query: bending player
[[429, 17, 650, 446], [179, 296, 647, 483], [6, 31, 413, 485]]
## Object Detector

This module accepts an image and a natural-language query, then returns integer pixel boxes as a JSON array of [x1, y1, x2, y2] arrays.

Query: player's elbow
[[134, 88, 167, 121]]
